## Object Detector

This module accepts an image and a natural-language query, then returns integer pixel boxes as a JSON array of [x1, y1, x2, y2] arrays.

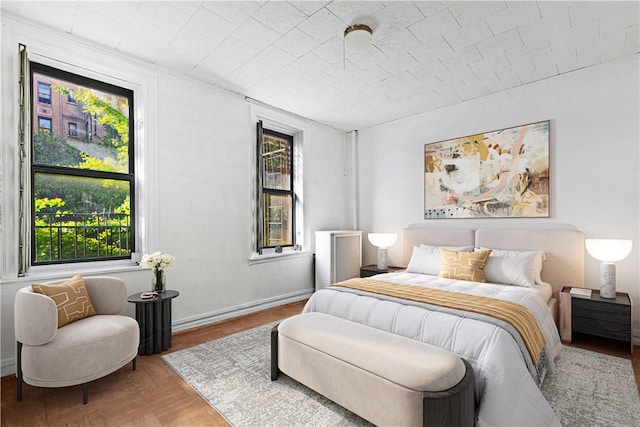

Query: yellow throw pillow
[[438, 249, 492, 283], [32, 274, 97, 328]]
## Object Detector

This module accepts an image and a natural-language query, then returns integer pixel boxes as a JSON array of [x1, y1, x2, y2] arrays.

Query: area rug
[[540, 345, 640, 426], [162, 323, 640, 427]]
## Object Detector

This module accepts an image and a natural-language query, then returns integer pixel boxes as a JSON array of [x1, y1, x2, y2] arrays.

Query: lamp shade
[[368, 233, 397, 248], [585, 239, 632, 262]]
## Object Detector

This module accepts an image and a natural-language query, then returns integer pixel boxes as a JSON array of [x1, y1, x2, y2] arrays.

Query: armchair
[[15, 276, 139, 404]]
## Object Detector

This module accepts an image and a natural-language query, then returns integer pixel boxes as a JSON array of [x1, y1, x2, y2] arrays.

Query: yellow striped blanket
[[330, 277, 546, 366]]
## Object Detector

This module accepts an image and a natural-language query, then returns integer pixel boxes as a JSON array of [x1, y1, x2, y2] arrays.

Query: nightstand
[[360, 264, 404, 278], [561, 286, 633, 355], [127, 290, 180, 355]]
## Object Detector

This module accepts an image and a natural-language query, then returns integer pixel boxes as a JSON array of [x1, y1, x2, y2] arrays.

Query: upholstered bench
[[271, 312, 474, 427]]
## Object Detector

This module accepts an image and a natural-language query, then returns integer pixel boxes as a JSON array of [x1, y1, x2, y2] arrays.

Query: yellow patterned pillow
[[32, 274, 97, 328], [438, 249, 492, 283]]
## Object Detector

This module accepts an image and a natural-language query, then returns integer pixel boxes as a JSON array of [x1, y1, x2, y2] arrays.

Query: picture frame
[[424, 120, 550, 219]]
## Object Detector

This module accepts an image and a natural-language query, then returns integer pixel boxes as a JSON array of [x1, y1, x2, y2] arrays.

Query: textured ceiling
[[2, 1, 638, 131]]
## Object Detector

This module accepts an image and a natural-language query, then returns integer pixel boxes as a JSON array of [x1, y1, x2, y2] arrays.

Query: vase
[[152, 269, 166, 293]]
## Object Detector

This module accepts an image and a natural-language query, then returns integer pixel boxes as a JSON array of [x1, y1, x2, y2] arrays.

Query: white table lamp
[[368, 233, 398, 270], [585, 239, 632, 299]]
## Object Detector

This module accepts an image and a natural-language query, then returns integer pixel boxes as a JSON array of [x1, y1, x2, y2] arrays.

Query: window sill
[[248, 250, 312, 265], [24, 260, 143, 281]]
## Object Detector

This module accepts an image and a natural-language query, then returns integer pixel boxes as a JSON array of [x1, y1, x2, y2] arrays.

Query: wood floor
[[2, 299, 638, 426], [1, 300, 306, 427]]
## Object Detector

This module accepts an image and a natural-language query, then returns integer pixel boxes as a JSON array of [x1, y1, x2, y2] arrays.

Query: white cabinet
[[315, 231, 362, 290]]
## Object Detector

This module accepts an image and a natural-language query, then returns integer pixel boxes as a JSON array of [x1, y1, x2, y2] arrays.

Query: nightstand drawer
[[572, 299, 631, 342], [572, 315, 631, 341], [572, 298, 631, 321]]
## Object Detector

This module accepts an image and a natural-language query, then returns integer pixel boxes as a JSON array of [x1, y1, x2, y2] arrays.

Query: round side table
[[127, 290, 179, 355]]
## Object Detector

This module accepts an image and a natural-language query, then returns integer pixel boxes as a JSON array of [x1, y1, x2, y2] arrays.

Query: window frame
[[252, 112, 306, 261], [260, 128, 295, 250], [68, 121, 78, 137], [37, 81, 51, 104], [38, 116, 52, 132], [29, 61, 136, 266]]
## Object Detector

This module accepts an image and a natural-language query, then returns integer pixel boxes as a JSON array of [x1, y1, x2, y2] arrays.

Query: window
[[37, 82, 51, 104], [256, 120, 303, 254], [262, 129, 293, 248], [30, 62, 135, 265], [68, 122, 78, 137], [38, 116, 52, 132]]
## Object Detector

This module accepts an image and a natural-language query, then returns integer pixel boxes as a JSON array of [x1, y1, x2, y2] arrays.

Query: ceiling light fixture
[[343, 24, 373, 68], [344, 24, 373, 51]]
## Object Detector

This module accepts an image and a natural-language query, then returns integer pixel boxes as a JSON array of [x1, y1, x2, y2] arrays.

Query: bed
[[303, 227, 584, 426]]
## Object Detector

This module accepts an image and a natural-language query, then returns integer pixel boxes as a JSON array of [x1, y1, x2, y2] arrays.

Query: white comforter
[[303, 272, 563, 427]]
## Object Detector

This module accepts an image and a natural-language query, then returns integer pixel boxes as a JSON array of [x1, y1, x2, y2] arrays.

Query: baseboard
[[1, 358, 16, 378], [0, 289, 313, 378], [171, 289, 313, 332]]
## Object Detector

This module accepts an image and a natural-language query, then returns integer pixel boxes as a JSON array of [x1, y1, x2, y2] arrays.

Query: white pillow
[[479, 247, 546, 287], [406, 244, 474, 275]]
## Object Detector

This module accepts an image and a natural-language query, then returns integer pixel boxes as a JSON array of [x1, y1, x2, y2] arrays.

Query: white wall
[[2, 14, 638, 376], [0, 18, 351, 375], [357, 56, 640, 322]]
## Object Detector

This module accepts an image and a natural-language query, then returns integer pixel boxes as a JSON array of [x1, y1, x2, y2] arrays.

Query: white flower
[[140, 251, 176, 271]]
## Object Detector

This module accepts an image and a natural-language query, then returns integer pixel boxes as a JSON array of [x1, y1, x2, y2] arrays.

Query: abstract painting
[[424, 120, 549, 219]]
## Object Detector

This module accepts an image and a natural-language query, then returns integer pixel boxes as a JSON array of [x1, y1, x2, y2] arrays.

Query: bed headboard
[[401, 228, 475, 265], [401, 227, 584, 296]]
